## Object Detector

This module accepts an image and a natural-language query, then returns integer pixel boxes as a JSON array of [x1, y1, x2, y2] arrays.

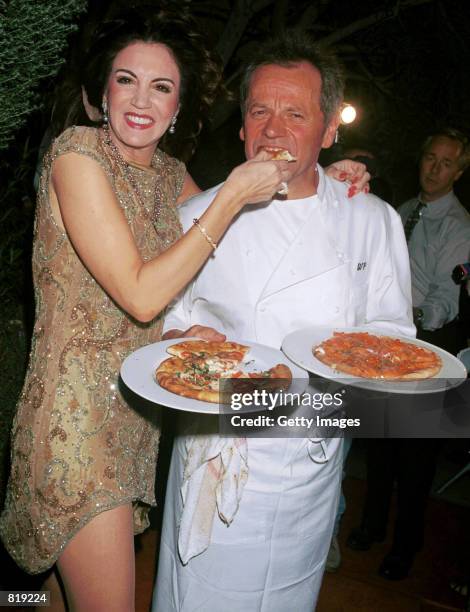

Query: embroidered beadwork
[[0, 126, 184, 574]]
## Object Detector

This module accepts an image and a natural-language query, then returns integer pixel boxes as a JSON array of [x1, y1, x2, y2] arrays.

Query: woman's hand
[[325, 159, 371, 198], [222, 150, 291, 210]]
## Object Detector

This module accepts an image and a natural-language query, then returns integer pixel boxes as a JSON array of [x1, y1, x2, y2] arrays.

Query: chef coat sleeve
[[163, 284, 193, 335], [365, 207, 416, 338]]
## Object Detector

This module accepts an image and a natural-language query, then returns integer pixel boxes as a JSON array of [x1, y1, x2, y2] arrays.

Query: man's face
[[419, 136, 463, 202], [240, 62, 339, 199]]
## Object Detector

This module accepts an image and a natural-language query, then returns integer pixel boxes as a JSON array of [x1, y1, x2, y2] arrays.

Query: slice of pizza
[[167, 339, 250, 362], [156, 356, 233, 402], [270, 150, 297, 162]]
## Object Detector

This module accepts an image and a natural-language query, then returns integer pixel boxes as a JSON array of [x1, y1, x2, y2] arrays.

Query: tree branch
[[318, 0, 433, 46], [298, 0, 333, 31], [215, 0, 275, 67]]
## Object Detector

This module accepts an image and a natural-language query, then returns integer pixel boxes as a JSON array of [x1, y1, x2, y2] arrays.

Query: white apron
[[153, 431, 342, 612]]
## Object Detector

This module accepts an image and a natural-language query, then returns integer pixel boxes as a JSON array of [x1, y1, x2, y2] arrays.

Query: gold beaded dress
[[0, 126, 184, 574]]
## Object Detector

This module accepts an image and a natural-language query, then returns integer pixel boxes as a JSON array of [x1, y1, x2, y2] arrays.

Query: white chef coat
[[153, 167, 414, 612]]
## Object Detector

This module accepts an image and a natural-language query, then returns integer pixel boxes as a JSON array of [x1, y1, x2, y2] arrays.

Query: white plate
[[282, 326, 467, 394], [121, 338, 309, 414]]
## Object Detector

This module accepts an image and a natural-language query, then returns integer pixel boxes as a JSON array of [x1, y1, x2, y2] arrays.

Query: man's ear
[[239, 125, 245, 142], [454, 169, 464, 183], [321, 113, 341, 149], [82, 87, 101, 122]]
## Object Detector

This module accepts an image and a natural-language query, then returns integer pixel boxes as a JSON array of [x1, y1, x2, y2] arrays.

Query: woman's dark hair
[[53, 7, 222, 161]]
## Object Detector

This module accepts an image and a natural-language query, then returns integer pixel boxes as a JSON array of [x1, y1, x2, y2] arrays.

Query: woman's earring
[[334, 129, 339, 144], [102, 99, 109, 125], [169, 115, 177, 134]]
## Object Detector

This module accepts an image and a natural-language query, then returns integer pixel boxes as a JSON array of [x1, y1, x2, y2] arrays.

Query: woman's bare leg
[[40, 569, 66, 612], [57, 504, 135, 612]]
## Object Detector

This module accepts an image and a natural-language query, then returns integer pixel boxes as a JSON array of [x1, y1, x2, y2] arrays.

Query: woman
[[0, 11, 292, 612]]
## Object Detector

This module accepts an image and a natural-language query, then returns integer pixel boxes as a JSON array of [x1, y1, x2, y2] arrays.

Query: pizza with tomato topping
[[156, 339, 292, 403], [313, 331, 442, 380]]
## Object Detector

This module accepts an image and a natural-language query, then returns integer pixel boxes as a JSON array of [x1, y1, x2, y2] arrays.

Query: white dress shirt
[[399, 191, 470, 330]]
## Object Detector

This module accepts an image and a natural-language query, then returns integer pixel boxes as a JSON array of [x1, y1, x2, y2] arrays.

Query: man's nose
[[263, 114, 286, 138]]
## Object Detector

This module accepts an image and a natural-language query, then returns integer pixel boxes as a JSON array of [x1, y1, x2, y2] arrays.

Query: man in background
[[399, 127, 470, 353], [348, 128, 470, 581]]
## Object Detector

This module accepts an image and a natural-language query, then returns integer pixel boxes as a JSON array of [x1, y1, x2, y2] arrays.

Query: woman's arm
[[52, 151, 287, 322], [176, 172, 201, 205]]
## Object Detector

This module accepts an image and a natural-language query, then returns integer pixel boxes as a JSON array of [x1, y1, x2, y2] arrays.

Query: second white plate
[[282, 326, 467, 394]]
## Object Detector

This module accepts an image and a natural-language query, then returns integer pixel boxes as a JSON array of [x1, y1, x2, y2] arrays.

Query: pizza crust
[[167, 340, 250, 361]]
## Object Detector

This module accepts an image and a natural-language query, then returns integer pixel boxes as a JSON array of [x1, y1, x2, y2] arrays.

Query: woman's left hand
[[325, 159, 371, 198]]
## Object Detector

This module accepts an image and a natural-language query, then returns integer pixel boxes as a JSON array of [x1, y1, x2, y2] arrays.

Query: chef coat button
[[246, 249, 251, 256], [290, 269, 296, 276], [259, 306, 266, 312], [335, 307, 340, 313]]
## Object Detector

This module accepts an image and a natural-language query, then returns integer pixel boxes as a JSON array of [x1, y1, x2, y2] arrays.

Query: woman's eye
[[155, 83, 171, 93], [117, 76, 132, 85]]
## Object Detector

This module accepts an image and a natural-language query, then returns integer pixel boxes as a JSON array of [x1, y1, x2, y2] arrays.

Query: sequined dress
[[0, 126, 184, 574]]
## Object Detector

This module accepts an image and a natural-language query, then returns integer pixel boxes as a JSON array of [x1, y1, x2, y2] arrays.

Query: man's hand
[[162, 325, 226, 341], [412, 307, 424, 328], [325, 159, 371, 197]]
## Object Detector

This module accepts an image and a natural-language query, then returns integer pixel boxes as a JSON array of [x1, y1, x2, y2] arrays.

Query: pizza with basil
[[313, 331, 442, 380], [156, 340, 292, 403], [166, 339, 250, 362]]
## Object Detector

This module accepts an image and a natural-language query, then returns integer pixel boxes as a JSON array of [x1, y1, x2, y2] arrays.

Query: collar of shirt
[[418, 190, 456, 219], [271, 163, 326, 203]]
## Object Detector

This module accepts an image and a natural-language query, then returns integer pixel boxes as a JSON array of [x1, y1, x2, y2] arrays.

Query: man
[[399, 128, 470, 353], [153, 31, 414, 611], [347, 130, 470, 581]]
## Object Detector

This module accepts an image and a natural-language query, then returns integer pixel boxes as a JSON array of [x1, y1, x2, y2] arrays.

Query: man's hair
[[422, 128, 470, 171], [240, 30, 344, 127]]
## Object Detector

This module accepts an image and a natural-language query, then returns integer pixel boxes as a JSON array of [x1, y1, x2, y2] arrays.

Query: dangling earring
[[334, 129, 339, 144], [102, 99, 109, 125], [169, 115, 177, 134]]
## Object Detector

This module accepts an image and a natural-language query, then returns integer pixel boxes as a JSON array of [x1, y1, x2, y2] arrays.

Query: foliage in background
[[0, 125, 38, 499], [0, 0, 88, 494], [0, 0, 87, 150]]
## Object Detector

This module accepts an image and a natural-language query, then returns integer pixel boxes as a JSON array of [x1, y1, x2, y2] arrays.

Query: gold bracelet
[[192, 218, 217, 251]]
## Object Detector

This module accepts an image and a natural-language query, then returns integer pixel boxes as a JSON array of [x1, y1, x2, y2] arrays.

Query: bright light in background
[[340, 104, 357, 124]]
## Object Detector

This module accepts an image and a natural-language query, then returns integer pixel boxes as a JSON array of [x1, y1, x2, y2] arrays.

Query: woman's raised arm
[[52, 150, 288, 322]]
